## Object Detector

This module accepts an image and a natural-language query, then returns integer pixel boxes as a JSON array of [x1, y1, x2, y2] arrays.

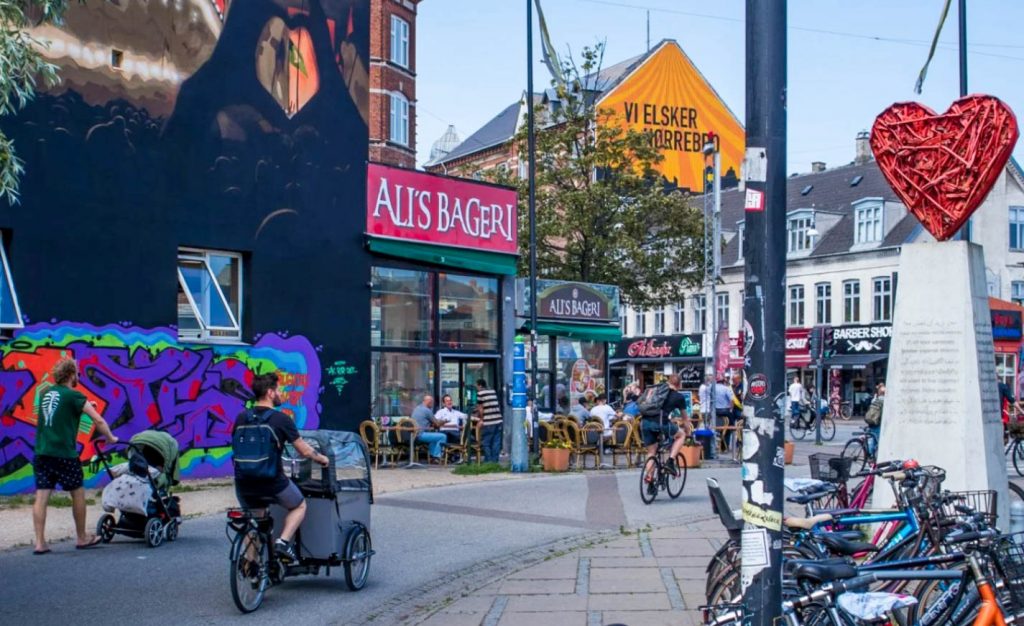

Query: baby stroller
[[94, 430, 182, 548]]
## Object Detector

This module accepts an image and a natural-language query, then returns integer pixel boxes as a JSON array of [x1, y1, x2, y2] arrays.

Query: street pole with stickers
[[740, 1, 787, 624]]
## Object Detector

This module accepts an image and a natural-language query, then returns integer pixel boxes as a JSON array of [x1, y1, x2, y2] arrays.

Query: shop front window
[[371, 267, 433, 348], [371, 352, 435, 423], [557, 338, 607, 413], [438, 273, 498, 350], [997, 352, 1017, 390]]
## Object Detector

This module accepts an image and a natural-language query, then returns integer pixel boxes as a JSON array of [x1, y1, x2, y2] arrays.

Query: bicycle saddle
[[817, 532, 879, 555], [786, 560, 859, 584], [784, 513, 833, 530], [786, 486, 838, 505]]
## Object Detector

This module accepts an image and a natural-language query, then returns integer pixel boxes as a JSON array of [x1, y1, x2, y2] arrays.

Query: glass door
[[439, 357, 497, 414]]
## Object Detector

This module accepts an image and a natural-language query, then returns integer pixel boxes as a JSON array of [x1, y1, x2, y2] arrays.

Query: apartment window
[[0, 233, 23, 328], [653, 308, 665, 335], [634, 310, 646, 336], [737, 222, 745, 259], [1011, 206, 1024, 250], [389, 92, 409, 146], [673, 301, 685, 334], [815, 283, 832, 324], [997, 352, 1018, 390], [390, 16, 410, 68], [788, 285, 805, 327], [620, 309, 628, 336], [855, 202, 883, 244], [787, 214, 815, 254], [177, 249, 242, 341], [693, 295, 706, 333], [715, 293, 729, 330], [1013, 281, 1024, 307], [843, 280, 861, 323], [872, 276, 893, 322]]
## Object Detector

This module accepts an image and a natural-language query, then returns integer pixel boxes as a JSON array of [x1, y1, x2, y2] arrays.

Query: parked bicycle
[[639, 433, 688, 505], [1005, 423, 1024, 477], [841, 426, 878, 474]]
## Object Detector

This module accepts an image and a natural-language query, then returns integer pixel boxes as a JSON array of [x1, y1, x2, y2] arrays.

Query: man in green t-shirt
[[33, 358, 117, 554]]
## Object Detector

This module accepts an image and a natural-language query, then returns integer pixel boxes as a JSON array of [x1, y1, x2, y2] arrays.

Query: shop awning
[[826, 353, 888, 370], [528, 321, 622, 343], [367, 236, 518, 275]]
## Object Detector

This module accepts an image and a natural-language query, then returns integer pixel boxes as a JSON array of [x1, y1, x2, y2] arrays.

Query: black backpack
[[232, 409, 280, 480], [637, 383, 671, 419]]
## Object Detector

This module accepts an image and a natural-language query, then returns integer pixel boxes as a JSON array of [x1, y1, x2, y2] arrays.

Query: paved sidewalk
[[414, 517, 726, 626]]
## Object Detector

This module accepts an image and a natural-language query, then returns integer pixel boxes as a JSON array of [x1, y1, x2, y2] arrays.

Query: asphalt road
[[0, 464, 757, 626]]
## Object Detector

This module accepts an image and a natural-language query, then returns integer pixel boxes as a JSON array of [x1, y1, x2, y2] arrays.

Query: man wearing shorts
[[641, 374, 688, 480], [233, 372, 328, 563], [33, 358, 118, 554]]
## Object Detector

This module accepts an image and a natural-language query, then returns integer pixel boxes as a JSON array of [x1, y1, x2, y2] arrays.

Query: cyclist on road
[[641, 374, 688, 481], [232, 372, 329, 563], [788, 376, 806, 427]]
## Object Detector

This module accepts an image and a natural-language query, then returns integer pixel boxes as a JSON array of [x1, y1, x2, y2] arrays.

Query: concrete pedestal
[[873, 241, 1008, 527]]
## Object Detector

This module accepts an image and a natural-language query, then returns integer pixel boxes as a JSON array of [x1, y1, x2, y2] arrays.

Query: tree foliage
[[490, 43, 705, 309], [0, 1, 71, 204]]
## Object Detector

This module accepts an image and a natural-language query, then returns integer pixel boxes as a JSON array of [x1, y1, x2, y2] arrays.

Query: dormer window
[[787, 212, 815, 254], [736, 221, 745, 259], [854, 198, 884, 245]]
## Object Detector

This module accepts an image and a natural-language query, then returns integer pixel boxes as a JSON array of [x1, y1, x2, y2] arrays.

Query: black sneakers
[[275, 538, 298, 563]]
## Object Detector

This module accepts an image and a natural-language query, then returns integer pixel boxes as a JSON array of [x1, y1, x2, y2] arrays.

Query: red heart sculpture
[[870, 95, 1019, 241]]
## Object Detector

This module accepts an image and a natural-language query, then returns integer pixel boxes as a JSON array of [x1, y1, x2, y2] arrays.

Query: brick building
[[370, 0, 420, 167]]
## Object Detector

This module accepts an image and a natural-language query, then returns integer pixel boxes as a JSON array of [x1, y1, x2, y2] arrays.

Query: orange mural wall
[[598, 41, 744, 193]]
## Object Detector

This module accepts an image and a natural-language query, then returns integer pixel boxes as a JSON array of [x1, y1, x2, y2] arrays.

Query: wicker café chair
[[563, 420, 599, 469], [359, 420, 384, 469], [580, 422, 604, 469], [538, 421, 560, 446], [607, 420, 634, 468], [393, 417, 428, 464], [444, 420, 483, 466]]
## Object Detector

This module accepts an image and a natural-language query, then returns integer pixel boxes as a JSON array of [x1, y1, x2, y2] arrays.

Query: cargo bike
[[226, 430, 374, 613]]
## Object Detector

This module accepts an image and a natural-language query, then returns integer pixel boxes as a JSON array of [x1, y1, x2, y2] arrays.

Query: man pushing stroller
[[231, 372, 328, 563]]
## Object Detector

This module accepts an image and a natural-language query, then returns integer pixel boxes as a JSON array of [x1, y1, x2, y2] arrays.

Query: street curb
[[362, 511, 718, 626]]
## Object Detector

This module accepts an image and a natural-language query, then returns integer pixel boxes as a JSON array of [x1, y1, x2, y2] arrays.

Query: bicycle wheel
[[1013, 440, 1024, 478], [820, 417, 836, 441], [1009, 480, 1024, 512], [792, 415, 809, 440], [640, 457, 658, 504], [229, 528, 268, 614], [841, 439, 869, 474], [343, 525, 372, 591], [666, 453, 687, 499], [840, 403, 853, 420]]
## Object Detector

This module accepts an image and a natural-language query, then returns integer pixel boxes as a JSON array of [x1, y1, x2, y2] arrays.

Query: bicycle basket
[[939, 490, 998, 527], [808, 453, 852, 484], [993, 533, 1024, 618], [1009, 421, 1024, 439], [916, 465, 946, 501]]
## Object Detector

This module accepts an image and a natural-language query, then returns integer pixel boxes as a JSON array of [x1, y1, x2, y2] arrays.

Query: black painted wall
[[0, 0, 372, 430]]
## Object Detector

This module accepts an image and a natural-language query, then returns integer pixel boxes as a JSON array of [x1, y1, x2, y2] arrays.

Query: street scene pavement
[[0, 429, 865, 626]]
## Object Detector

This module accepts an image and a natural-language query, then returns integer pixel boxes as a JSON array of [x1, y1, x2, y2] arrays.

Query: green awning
[[367, 237, 518, 275], [527, 321, 622, 343]]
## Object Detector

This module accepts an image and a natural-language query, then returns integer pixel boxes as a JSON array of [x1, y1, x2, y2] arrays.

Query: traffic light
[[822, 325, 836, 359], [809, 326, 822, 361]]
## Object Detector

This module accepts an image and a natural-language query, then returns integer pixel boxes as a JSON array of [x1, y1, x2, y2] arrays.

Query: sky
[[415, 0, 1024, 172]]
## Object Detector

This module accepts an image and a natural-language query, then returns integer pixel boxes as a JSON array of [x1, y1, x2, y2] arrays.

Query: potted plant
[[681, 436, 702, 468], [541, 438, 572, 472]]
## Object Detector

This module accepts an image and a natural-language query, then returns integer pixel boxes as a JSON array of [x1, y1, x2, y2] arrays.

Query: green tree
[[491, 44, 705, 310], [0, 1, 72, 204]]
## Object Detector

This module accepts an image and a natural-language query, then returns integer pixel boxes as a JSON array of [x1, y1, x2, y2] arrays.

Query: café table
[[379, 425, 425, 469]]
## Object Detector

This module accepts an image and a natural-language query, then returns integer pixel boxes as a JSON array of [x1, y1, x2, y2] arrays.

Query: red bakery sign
[[627, 338, 673, 358], [367, 163, 519, 254]]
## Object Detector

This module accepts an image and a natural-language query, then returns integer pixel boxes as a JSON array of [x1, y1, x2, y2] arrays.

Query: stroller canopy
[[129, 430, 181, 487]]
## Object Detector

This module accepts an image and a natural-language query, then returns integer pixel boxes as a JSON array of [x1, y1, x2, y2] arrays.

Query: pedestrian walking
[[475, 379, 503, 463], [32, 358, 118, 554]]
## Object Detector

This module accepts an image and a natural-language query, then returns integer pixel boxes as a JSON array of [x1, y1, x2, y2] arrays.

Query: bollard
[[510, 336, 529, 472], [1011, 501, 1024, 539]]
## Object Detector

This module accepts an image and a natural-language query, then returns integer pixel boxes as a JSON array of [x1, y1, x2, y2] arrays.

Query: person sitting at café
[[589, 393, 617, 437], [432, 394, 466, 445], [410, 395, 447, 464], [570, 396, 591, 424]]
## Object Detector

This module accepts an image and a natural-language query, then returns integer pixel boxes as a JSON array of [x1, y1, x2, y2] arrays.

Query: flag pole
[[527, 0, 540, 458]]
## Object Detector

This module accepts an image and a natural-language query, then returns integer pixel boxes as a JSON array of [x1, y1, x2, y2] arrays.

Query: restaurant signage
[[677, 364, 703, 388], [366, 163, 518, 254], [611, 334, 703, 361], [785, 328, 811, 368], [992, 309, 1022, 342], [519, 279, 620, 322], [831, 324, 892, 355]]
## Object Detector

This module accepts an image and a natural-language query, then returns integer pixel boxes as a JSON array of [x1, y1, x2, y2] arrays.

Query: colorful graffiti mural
[[0, 322, 320, 495]]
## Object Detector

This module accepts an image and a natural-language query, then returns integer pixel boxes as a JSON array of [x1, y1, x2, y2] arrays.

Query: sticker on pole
[[741, 527, 770, 569], [748, 373, 768, 400], [744, 188, 764, 212]]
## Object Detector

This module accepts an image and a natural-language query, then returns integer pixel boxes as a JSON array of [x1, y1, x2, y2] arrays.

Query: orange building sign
[[598, 41, 744, 193]]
